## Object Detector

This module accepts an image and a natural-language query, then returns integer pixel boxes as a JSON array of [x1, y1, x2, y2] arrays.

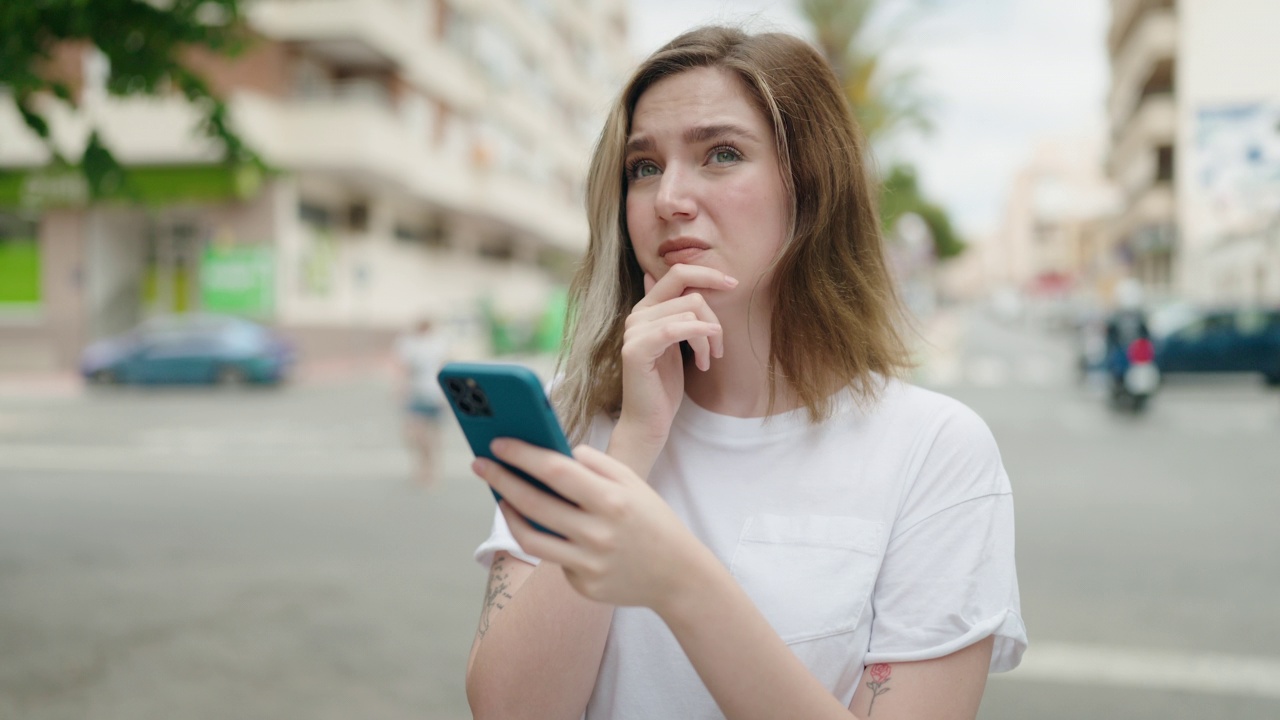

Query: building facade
[[0, 0, 632, 372], [1177, 0, 1280, 304], [1106, 0, 1177, 297], [1106, 0, 1280, 305], [987, 137, 1121, 304]]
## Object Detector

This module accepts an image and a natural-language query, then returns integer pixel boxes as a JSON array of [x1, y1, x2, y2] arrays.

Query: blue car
[[81, 314, 295, 386], [1155, 307, 1280, 385]]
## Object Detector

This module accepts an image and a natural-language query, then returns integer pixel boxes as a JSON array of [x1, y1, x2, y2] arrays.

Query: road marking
[[997, 642, 1280, 699]]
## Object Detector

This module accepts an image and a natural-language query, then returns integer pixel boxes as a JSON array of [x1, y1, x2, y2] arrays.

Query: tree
[[880, 164, 965, 259], [0, 0, 256, 199], [799, 0, 934, 148], [798, 0, 965, 259]]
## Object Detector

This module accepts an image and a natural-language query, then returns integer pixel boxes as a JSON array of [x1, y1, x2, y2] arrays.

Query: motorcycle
[[1109, 336, 1160, 412]]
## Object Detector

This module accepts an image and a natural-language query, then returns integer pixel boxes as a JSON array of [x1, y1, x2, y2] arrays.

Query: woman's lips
[[661, 247, 707, 265], [658, 239, 711, 266]]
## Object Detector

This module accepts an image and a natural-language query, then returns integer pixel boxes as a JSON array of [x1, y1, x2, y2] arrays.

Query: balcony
[[251, 0, 484, 111], [1107, 6, 1176, 129], [1108, 0, 1175, 59], [250, 0, 403, 69], [1114, 182, 1175, 248], [1108, 93, 1175, 182], [231, 93, 586, 252]]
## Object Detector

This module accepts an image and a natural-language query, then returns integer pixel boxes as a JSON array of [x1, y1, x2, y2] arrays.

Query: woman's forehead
[[629, 67, 766, 137]]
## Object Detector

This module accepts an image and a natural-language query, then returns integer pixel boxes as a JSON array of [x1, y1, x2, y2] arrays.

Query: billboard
[[1191, 102, 1280, 244]]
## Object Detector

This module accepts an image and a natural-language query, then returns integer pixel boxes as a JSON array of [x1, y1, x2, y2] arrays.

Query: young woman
[[466, 26, 1026, 720]]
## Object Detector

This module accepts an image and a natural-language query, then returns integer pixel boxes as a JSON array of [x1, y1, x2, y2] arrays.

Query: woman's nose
[[654, 167, 697, 220]]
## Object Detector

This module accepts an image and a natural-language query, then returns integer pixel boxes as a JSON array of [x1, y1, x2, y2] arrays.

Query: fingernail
[[725, 275, 739, 287], [472, 458, 491, 474], [490, 438, 508, 454]]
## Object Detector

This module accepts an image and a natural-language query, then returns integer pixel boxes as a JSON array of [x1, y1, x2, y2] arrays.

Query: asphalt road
[[2, 311, 1278, 719]]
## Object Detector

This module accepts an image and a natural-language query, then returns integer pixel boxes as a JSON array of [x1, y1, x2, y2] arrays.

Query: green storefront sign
[[0, 164, 262, 209], [200, 246, 274, 317]]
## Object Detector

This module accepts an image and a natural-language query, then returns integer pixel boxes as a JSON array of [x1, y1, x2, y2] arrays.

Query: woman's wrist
[[606, 416, 669, 478], [651, 539, 731, 627]]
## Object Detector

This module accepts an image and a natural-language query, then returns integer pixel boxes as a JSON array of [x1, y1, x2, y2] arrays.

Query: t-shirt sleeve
[[864, 400, 1027, 673], [474, 504, 542, 569]]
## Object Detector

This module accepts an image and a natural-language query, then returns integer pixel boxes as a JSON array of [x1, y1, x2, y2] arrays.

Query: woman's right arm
[[466, 551, 615, 720]]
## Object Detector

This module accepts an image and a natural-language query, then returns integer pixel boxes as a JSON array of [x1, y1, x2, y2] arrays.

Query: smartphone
[[437, 362, 573, 535]]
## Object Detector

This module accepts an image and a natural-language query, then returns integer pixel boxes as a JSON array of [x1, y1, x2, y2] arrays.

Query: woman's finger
[[626, 293, 719, 330], [622, 320, 722, 367], [474, 456, 587, 536], [636, 263, 737, 308], [572, 444, 641, 485], [498, 501, 595, 570], [488, 439, 620, 512]]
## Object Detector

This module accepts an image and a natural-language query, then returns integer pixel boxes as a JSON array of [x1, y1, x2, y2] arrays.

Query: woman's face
[[624, 67, 790, 298]]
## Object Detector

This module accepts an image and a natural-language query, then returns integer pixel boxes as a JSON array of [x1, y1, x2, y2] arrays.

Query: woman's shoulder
[[847, 377, 1000, 455]]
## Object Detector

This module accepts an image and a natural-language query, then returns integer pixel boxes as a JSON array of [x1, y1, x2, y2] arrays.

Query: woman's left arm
[[476, 440, 996, 720], [656, 540, 993, 720]]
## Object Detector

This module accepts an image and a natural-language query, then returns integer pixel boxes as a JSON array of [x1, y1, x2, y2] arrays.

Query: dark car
[[1155, 307, 1280, 385], [81, 314, 295, 386]]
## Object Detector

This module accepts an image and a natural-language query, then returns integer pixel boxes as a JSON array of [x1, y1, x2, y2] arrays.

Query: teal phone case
[[437, 362, 573, 535]]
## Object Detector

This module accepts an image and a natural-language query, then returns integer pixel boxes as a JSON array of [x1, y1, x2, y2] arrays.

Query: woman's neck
[[682, 300, 801, 418]]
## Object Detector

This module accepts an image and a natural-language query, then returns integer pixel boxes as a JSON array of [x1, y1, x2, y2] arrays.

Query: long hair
[[553, 25, 914, 443]]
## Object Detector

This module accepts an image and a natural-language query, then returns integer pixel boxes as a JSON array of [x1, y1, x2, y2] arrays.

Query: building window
[[299, 201, 333, 229], [1156, 145, 1174, 182], [395, 215, 451, 250], [479, 235, 515, 262]]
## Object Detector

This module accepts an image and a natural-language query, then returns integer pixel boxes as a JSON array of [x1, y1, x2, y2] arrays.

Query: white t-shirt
[[474, 379, 1027, 719], [395, 331, 450, 405]]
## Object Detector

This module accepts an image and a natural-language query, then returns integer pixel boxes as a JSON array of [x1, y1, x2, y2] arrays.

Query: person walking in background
[[395, 318, 451, 488], [464, 26, 1025, 720]]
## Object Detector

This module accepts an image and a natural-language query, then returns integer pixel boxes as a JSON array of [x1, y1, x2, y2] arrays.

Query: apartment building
[[1106, 0, 1177, 296], [1106, 0, 1280, 304], [0, 0, 631, 372], [1178, 0, 1280, 304], [989, 137, 1121, 302]]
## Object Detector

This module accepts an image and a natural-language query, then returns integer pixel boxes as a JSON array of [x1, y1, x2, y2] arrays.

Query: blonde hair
[[554, 26, 914, 443]]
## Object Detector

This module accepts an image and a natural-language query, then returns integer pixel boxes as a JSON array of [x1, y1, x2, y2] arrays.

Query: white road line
[[997, 642, 1280, 699]]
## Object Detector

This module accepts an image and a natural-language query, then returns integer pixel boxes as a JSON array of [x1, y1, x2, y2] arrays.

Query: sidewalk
[[0, 355, 401, 400]]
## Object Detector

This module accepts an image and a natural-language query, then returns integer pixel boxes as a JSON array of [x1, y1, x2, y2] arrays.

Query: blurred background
[[1, 1, 1278, 718]]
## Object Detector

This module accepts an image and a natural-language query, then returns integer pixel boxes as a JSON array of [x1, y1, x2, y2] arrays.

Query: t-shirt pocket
[[729, 514, 884, 645]]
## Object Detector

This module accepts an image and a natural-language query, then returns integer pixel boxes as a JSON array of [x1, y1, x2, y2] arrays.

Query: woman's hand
[[473, 439, 711, 611], [617, 264, 737, 453]]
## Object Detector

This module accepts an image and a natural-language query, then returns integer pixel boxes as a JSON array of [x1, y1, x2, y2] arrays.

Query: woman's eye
[[711, 147, 741, 164], [628, 160, 659, 179]]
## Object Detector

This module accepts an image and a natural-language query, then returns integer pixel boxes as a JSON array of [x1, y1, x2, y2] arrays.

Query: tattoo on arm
[[478, 556, 515, 640], [865, 663, 892, 716]]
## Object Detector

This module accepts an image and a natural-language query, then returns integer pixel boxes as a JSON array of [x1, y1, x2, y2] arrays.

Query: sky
[[626, 0, 1110, 240]]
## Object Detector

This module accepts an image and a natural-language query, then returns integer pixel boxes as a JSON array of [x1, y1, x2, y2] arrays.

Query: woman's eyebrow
[[684, 123, 758, 145], [624, 124, 760, 157], [624, 135, 655, 156]]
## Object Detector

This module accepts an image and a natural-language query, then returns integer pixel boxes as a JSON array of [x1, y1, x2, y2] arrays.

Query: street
[[3, 309, 1280, 719]]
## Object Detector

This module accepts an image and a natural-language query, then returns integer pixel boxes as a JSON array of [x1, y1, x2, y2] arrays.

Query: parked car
[[81, 314, 295, 386], [1154, 307, 1280, 385]]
